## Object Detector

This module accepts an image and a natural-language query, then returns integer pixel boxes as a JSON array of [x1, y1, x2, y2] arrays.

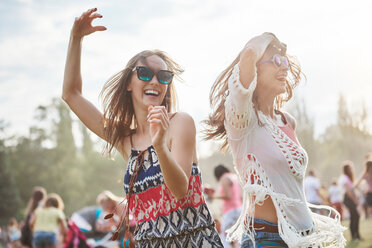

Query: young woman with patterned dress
[[204, 33, 345, 247], [62, 8, 222, 248]]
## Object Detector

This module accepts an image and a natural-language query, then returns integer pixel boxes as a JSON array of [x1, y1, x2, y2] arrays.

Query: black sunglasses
[[132, 66, 174, 85]]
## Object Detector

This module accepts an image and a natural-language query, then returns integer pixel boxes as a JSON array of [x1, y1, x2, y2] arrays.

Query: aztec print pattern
[[123, 146, 223, 247]]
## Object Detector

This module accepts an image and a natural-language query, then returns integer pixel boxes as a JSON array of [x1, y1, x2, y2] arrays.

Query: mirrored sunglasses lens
[[283, 58, 289, 68], [274, 55, 281, 67], [137, 67, 153, 81], [158, 71, 173, 84]]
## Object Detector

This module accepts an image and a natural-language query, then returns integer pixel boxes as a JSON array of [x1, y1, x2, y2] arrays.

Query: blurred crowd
[[0, 188, 135, 248], [303, 152, 372, 241], [1, 152, 371, 248]]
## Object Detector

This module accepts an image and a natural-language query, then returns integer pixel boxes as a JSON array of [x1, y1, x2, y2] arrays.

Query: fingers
[[148, 112, 169, 129], [82, 8, 97, 18], [73, 8, 106, 37], [76, 8, 100, 22], [93, 25, 107, 32], [148, 118, 167, 131], [89, 13, 103, 19], [147, 106, 169, 130]]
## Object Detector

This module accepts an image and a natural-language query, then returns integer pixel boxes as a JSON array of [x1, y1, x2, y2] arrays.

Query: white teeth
[[144, 89, 159, 96]]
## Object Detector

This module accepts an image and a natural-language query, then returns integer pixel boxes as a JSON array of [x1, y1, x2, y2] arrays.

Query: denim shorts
[[33, 231, 56, 247], [241, 218, 288, 248]]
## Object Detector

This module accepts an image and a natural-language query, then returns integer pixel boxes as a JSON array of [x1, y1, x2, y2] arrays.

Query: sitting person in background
[[71, 206, 105, 239], [96, 191, 126, 233], [7, 218, 21, 248]]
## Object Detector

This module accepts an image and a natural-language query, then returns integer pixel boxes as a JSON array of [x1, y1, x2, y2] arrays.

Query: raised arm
[[62, 8, 107, 140], [224, 33, 279, 138], [239, 33, 276, 88], [354, 171, 366, 188]]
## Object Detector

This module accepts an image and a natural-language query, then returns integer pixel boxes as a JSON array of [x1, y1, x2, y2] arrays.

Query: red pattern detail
[[128, 175, 205, 223], [246, 155, 261, 184]]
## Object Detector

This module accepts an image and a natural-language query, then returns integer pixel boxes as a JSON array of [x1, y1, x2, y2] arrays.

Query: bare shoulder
[[283, 111, 297, 130], [169, 112, 196, 139], [169, 112, 196, 130], [221, 174, 233, 185]]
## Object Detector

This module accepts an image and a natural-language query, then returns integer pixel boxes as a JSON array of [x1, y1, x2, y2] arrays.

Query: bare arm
[[62, 8, 107, 140], [354, 172, 366, 188], [29, 213, 36, 231], [58, 218, 67, 243], [238, 33, 276, 89], [148, 107, 193, 200]]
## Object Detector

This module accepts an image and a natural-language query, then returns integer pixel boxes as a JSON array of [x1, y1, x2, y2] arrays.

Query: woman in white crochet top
[[204, 33, 345, 247]]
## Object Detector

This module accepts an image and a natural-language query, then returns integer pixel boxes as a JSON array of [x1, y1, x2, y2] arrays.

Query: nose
[[149, 75, 160, 85], [279, 63, 289, 71]]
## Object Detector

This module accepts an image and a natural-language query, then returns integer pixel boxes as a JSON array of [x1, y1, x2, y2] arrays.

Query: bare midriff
[[254, 196, 278, 223]]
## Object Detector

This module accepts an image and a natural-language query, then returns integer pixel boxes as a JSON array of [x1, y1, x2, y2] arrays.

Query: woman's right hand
[[243, 32, 281, 62], [71, 8, 106, 39]]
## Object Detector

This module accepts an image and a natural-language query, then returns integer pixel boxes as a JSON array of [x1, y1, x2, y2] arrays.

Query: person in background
[[95, 191, 125, 234], [355, 159, 372, 218], [70, 205, 105, 239], [7, 218, 22, 248], [30, 193, 67, 248], [328, 179, 343, 220], [304, 170, 322, 210], [21, 187, 47, 248], [339, 161, 361, 241], [207, 164, 242, 248]]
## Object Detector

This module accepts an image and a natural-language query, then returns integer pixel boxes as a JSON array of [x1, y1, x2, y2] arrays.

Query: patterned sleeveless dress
[[123, 145, 223, 248]]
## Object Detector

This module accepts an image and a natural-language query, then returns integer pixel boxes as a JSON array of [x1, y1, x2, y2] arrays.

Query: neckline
[[130, 145, 153, 153], [278, 122, 290, 128], [257, 109, 288, 127]]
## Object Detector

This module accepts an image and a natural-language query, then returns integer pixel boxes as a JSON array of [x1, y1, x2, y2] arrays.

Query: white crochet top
[[224, 63, 346, 248]]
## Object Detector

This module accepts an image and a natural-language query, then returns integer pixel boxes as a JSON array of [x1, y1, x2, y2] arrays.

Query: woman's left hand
[[148, 105, 169, 150]]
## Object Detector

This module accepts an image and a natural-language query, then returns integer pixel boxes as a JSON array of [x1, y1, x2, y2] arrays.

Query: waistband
[[136, 222, 216, 242], [248, 218, 279, 233]]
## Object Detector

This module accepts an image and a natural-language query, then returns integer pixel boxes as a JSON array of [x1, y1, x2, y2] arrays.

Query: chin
[[144, 100, 163, 107]]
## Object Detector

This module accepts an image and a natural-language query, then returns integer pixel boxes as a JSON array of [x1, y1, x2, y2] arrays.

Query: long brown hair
[[25, 186, 47, 217], [343, 161, 354, 182], [100, 50, 183, 155], [203, 48, 303, 150]]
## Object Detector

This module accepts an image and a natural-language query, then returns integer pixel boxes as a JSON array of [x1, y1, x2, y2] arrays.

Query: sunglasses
[[258, 54, 289, 68], [132, 66, 174, 85]]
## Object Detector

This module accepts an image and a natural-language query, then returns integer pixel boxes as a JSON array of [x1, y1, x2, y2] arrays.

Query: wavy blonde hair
[[100, 50, 183, 155], [203, 50, 303, 150]]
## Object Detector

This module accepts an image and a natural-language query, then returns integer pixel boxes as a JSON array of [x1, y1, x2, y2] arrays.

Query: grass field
[[344, 218, 372, 248]]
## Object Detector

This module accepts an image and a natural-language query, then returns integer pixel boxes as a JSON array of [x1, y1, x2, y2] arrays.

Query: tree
[[0, 121, 21, 224]]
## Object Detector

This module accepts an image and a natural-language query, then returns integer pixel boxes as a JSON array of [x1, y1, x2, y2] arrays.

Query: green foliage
[[290, 94, 372, 184], [0, 121, 21, 225], [3, 99, 125, 221]]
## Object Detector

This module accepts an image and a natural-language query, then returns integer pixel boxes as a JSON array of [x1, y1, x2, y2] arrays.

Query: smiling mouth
[[144, 89, 160, 96], [276, 76, 287, 82]]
